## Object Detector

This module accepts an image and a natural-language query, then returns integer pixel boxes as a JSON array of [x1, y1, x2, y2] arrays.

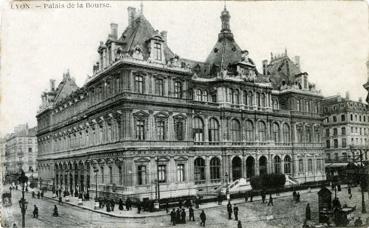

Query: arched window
[[283, 124, 290, 143], [272, 123, 280, 143], [261, 93, 266, 107], [314, 126, 320, 142], [296, 99, 300, 111], [248, 91, 253, 106], [245, 120, 254, 141], [193, 117, 204, 142], [298, 158, 304, 173], [156, 119, 166, 140], [195, 89, 202, 101], [243, 91, 248, 106], [194, 157, 206, 184], [210, 157, 221, 182], [228, 88, 233, 103], [305, 125, 312, 143], [256, 92, 260, 107], [296, 125, 303, 143], [208, 118, 220, 142], [231, 119, 241, 142], [233, 89, 239, 104], [258, 121, 266, 141], [274, 156, 281, 174], [284, 155, 292, 174]]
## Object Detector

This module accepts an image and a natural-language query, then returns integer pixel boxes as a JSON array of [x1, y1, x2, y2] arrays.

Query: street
[[2, 186, 369, 227]]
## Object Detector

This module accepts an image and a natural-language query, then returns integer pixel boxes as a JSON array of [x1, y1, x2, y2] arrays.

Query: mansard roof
[[266, 54, 302, 89], [54, 72, 79, 103], [118, 13, 175, 62]]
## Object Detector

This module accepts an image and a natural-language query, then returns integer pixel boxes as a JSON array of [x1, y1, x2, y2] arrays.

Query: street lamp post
[[18, 170, 28, 228], [225, 172, 229, 201]]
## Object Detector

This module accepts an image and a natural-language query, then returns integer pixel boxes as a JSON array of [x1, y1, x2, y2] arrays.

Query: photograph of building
[[36, 5, 326, 200]]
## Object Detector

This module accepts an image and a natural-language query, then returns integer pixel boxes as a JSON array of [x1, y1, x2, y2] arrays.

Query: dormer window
[[154, 42, 162, 61]]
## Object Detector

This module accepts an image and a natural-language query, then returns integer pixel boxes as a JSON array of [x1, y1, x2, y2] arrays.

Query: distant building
[[0, 137, 6, 183], [36, 6, 325, 200], [322, 94, 369, 180], [4, 124, 38, 181]]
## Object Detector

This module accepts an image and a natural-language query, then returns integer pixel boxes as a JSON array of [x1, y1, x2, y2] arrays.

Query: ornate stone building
[[36, 6, 325, 200], [4, 124, 38, 181]]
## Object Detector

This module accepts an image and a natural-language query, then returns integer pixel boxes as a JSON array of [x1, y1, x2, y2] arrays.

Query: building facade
[[4, 124, 38, 181], [36, 6, 326, 200]]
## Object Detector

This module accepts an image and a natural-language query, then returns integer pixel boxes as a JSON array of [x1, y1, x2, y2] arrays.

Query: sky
[[1, 1, 368, 136]]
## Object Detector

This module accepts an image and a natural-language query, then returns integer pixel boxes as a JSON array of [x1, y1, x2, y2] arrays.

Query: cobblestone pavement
[[1, 185, 369, 227]]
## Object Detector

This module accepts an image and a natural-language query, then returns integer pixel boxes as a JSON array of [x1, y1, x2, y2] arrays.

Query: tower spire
[[140, 1, 144, 14], [220, 4, 231, 33]]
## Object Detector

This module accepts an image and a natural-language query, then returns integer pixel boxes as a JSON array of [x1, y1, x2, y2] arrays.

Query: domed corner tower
[[203, 6, 256, 78]]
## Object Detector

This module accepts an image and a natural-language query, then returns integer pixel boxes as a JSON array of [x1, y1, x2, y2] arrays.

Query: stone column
[[168, 114, 174, 141], [205, 156, 211, 184]]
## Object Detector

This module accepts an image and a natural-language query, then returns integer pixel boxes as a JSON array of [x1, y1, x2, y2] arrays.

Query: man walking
[[267, 194, 273, 206], [170, 208, 176, 226], [233, 205, 239, 221], [227, 202, 233, 220], [33, 205, 38, 218], [189, 206, 195, 221], [200, 210, 206, 226]]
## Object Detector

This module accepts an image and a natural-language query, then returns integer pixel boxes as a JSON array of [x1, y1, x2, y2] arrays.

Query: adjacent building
[[4, 124, 38, 182], [36, 6, 326, 200], [0, 137, 6, 183]]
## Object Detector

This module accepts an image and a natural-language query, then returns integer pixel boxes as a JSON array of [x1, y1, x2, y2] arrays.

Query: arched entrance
[[232, 156, 242, 181], [246, 156, 255, 178], [259, 156, 267, 175]]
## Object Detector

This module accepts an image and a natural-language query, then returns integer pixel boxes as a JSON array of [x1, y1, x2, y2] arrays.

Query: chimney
[[345, 91, 350, 100], [294, 56, 300, 71], [359, 97, 363, 103], [160, 31, 167, 43], [127, 7, 136, 26], [50, 79, 55, 91], [262, 59, 268, 75], [110, 23, 118, 40]]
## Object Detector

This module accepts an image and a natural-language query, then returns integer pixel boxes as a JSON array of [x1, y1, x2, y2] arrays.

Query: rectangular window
[[333, 116, 337, 122], [326, 140, 330, 148], [334, 139, 338, 148], [134, 75, 144, 94], [298, 159, 304, 173], [101, 166, 104, 183], [342, 153, 347, 161], [177, 164, 185, 182], [156, 119, 166, 140], [174, 119, 184, 141], [342, 138, 347, 148], [154, 42, 162, 61], [28, 148, 32, 153], [317, 159, 322, 171], [137, 165, 147, 185], [136, 119, 145, 140], [158, 165, 166, 183], [341, 114, 345, 121], [341, 127, 346, 135], [334, 153, 339, 161], [155, 78, 164, 96], [333, 128, 337, 136], [325, 129, 329, 137], [174, 81, 182, 98]]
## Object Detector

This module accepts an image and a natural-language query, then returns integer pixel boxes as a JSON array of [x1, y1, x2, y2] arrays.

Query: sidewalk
[[20, 186, 320, 219]]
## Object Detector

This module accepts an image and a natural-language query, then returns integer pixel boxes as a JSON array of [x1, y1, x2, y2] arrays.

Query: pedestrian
[[296, 192, 300, 203], [181, 208, 186, 224], [37, 191, 40, 199], [250, 191, 253, 202], [189, 206, 195, 221], [293, 191, 297, 202], [200, 210, 206, 226], [244, 191, 248, 202], [111, 199, 115, 211], [170, 208, 176, 226], [176, 208, 181, 224], [165, 202, 169, 213], [40, 191, 44, 198], [348, 186, 352, 195], [261, 191, 266, 203], [137, 201, 141, 214], [305, 203, 311, 220], [233, 205, 239, 221], [106, 202, 111, 212], [118, 199, 124, 211], [237, 220, 242, 228], [126, 198, 131, 211], [227, 202, 233, 220], [53, 205, 59, 217], [33, 205, 38, 218], [267, 194, 273, 206], [32, 191, 35, 198], [59, 195, 62, 205]]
